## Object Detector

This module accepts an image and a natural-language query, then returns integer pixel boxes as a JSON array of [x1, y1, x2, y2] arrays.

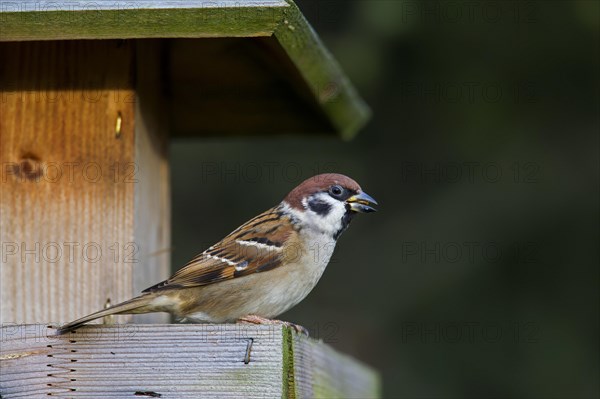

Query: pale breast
[[181, 232, 336, 322]]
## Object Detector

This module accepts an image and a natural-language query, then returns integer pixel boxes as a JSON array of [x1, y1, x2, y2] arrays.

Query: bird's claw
[[237, 315, 309, 336]]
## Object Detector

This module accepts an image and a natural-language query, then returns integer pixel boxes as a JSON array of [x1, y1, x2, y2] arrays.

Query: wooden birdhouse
[[0, 1, 377, 397]]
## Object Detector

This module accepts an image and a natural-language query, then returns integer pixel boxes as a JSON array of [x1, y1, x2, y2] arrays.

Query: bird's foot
[[237, 315, 309, 336]]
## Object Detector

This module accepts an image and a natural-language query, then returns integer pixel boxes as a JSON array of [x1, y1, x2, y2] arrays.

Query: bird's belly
[[182, 239, 335, 322]]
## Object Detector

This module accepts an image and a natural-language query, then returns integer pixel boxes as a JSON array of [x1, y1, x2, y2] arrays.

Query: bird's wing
[[143, 207, 297, 292]]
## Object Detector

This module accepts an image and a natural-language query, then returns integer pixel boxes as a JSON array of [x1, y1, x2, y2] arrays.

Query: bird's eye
[[329, 185, 343, 197]]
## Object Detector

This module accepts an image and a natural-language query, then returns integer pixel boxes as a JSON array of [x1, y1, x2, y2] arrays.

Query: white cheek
[[308, 204, 345, 235], [283, 194, 346, 237]]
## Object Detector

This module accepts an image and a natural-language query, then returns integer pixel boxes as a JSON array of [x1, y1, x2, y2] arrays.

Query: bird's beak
[[347, 191, 378, 213]]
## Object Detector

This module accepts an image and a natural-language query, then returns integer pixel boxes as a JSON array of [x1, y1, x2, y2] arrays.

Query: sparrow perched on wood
[[57, 173, 377, 334]]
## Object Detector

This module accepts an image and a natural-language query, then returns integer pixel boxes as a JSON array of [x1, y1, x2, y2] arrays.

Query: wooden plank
[[131, 40, 171, 324], [288, 330, 381, 398], [0, 2, 286, 41], [2, 0, 287, 11], [0, 324, 284, 398], [0, 324, 381, 398], [273, 2, 371, 139], [0, 40, 137, 325]]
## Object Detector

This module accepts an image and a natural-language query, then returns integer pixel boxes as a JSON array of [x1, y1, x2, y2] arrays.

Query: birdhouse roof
[[1, 0, 370, 138]]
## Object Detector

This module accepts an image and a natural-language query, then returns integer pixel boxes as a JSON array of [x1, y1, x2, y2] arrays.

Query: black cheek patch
[[308, 198, 332, 216], [333, 210, 355, 240]]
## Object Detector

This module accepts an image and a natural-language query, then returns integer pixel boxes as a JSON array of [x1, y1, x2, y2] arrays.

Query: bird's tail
[[56, 294, 156, 334]]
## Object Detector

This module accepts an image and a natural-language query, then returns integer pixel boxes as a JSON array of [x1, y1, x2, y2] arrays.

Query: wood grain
[[0, 324, 381, 398], [0, 2, 285, 41], [0, 40, 137, 324], [289, 330, 381, 398]]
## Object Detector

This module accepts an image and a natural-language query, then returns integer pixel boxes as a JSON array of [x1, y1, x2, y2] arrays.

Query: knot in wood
[[12, 154, 43, 181]]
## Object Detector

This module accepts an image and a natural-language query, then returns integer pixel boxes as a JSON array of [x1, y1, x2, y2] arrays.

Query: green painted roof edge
[[0, 4, 284, 40], [274, 1, 371, 139]]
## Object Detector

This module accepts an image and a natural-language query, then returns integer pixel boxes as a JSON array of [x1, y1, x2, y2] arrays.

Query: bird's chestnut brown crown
[[283, 173, 363, 210]]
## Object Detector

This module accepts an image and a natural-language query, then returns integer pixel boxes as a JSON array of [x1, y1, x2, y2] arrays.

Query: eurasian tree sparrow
[[57, 173, 377, 334]]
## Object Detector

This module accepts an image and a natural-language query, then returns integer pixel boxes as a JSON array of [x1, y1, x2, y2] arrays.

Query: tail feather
[[56, 294, 155, 334]]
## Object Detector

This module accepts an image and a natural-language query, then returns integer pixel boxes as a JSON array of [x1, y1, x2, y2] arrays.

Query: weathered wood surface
[[0, 324, 380, 398], [289, 332, 380, 398], [0, 40, 137, 324], [0, 40, 170, 325], [0, 0, 370, 138], [0, 1, 285, 41]]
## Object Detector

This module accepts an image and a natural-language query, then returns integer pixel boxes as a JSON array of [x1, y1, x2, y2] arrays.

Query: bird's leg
[[237, 315, 309, 336]]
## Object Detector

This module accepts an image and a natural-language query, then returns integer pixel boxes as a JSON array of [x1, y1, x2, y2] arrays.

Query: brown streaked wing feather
[[143, 207, 296, 292]]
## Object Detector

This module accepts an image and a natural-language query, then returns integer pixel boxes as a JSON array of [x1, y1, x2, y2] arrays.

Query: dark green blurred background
[[170, 1, 599, 398]]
